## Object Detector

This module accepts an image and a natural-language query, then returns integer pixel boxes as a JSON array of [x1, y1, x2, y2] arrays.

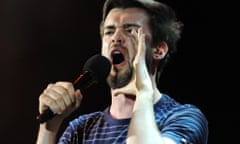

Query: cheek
[[128, 41, 138, 60], [128, 48, 136, 60], [101, 38, 110, 56]]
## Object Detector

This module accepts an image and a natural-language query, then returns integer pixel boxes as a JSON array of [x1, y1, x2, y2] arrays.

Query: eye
[[125, 27, 138, 35], [126, 28, 133, 34], [104, 30, 114, 35]]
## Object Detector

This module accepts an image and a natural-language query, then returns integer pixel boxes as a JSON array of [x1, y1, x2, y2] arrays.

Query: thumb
[[74, 89, 83, 109]]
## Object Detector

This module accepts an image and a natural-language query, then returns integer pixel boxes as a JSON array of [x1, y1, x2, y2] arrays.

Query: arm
[[127, 94, 176, 144], [126, 28, 175, 144], [36, 120, 62, 144], [126, 27, 208, 143], [36, 82, 82, 144]]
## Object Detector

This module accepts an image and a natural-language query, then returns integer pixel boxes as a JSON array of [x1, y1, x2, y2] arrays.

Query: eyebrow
[[103, 23, 141, 30]]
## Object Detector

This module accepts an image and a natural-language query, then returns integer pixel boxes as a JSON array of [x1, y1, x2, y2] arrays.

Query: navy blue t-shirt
[[58, 94, 208, 144]]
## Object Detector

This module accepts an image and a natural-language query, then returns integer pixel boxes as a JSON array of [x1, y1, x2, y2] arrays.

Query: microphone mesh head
[[83, 54, 111, 82]]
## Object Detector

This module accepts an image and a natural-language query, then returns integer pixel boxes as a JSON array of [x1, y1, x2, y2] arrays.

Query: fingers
[[55, 82, 76, 104], [39, 82, 81, 115], [132, 28, 146, 65], [131, 28, 152, 91]]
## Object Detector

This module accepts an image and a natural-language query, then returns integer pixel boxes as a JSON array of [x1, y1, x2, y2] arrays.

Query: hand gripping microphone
[[36, 54, 111, 123]]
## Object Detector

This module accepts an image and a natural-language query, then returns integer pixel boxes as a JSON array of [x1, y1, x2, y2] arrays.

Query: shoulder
[[155, 94, 209, 144], [155, 94, 207, 118]]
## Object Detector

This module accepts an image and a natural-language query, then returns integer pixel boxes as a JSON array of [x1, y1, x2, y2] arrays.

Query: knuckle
[[48, 100, 55, 106]]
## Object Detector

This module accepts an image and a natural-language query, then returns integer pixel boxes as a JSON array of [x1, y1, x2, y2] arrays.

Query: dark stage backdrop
[[0, 0, 229, 143]]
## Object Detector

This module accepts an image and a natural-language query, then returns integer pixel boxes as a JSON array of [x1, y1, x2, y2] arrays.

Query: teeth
[[113, 51, 121, 54]]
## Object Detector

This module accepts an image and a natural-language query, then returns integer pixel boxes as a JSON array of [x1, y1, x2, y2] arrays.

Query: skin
[[36, 7, 174, 144], [102, 8, 173, 144]]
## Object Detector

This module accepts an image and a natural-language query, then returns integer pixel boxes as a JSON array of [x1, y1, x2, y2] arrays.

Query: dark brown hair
[[100, 0, 183, 83]]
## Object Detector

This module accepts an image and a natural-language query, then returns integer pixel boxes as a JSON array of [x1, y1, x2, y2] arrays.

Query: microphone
[[36, 54, 111, 123]]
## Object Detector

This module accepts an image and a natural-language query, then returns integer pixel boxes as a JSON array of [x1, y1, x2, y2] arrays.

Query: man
[[36, 0, 208, 143]]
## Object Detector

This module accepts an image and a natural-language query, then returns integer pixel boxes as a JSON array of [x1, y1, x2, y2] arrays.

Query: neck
[[109, 93, 135, 119], [109, 71, 162, 119]]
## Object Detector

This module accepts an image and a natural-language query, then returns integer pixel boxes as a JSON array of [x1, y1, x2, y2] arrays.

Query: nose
[[111, 30, 125, 44]]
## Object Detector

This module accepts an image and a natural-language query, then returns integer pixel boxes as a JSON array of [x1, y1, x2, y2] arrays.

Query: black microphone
[[36, 54, 111, 123]]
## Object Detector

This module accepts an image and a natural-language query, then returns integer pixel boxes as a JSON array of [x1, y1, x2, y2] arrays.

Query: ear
[[152, 42, 168, 60]]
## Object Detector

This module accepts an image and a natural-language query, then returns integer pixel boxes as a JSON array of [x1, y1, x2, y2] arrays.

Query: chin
[[107, 67, 133, 89], [111, 79, 136, 96]]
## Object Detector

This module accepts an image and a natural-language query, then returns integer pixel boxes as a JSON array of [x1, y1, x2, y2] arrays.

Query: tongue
[[112, 53, 124, 64]]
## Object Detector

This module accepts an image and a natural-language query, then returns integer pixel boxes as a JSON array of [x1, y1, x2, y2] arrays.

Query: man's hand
[[39, 82, 83, 123], [132, 28, 154, 102]]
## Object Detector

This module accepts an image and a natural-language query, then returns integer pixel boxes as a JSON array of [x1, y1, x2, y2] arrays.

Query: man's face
[[101, 8, 152, 89]]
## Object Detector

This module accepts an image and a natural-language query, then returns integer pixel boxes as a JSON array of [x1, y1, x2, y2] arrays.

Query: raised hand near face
[[131, 28, 154, 103]]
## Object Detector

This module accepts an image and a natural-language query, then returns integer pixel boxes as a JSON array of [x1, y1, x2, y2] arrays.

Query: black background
[[0, 0, 233, 143]]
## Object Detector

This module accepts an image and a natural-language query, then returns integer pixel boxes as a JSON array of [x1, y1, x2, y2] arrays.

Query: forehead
[[104, 7, 149, 27]]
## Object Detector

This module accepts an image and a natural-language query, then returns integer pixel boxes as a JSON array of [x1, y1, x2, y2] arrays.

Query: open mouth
[[111, 50, 125, 65]]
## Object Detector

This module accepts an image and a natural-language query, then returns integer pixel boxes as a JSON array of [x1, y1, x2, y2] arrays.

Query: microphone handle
[[36, 109, 55, 123]]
